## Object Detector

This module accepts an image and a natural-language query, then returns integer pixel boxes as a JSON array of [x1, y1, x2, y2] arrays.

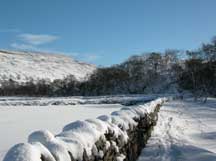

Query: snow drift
[[3, 98, 167, 161]]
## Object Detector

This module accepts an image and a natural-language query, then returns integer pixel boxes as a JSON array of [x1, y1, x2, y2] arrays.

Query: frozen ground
[[0, 103, 124, 161], [2, 96, 215, 161], [138, 98, 216, 161], [0, 94, 158, 160]]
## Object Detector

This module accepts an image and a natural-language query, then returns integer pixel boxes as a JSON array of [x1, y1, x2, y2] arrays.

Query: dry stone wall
[[3, 98, 167, 161]]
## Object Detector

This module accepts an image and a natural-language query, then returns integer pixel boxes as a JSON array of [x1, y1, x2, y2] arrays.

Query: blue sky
[[0, 0, 216, 66]]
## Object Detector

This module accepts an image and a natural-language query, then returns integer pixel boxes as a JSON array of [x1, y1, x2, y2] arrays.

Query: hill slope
[[0, 50, 96, 83]]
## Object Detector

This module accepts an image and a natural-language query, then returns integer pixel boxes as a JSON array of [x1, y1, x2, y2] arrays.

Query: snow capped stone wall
[[3, 98, 167, 161]]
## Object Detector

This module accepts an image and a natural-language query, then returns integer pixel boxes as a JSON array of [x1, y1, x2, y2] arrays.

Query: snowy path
[[138, 99, 216, 161], [0, 104, 122, 161]]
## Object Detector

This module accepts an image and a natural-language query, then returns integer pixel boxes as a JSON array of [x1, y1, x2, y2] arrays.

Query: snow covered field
[[1, 96, 216, 161], [138, 98, 216, 161], [0, 94, 156, 160], [0, 103, 124, 160], [0, 95, 156, 106]]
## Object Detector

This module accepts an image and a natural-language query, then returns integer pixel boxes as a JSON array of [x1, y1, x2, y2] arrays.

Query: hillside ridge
[[0, 50, 96, 83]]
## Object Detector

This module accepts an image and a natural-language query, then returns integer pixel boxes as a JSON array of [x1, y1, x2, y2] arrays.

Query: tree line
[[0, 37, 215, 97]]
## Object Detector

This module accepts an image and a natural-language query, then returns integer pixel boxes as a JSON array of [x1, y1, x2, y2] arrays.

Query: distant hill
[[0, 50, 96, 83]]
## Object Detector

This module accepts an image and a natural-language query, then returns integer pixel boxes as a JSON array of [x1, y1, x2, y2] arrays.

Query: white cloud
[[18, 33, 58, 45], [10, 32, 99, 64], [11, 33, 59, 51]]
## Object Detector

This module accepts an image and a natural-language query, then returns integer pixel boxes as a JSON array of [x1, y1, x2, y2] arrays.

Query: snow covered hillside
[[0, 50, 96, 83], [138, 98, 216, 161]]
